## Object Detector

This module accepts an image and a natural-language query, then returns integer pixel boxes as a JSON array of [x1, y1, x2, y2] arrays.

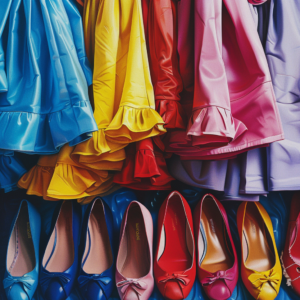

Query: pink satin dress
[[166, 0, 283, 159]]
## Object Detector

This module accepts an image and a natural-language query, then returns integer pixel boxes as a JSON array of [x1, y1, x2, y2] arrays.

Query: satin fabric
[[0, 0, 97, 155], [25, 0, 166, 201], [115, 0, 177, 190], [266, 0, 300, 191], [114, 139, 174, 190], [143, 0, 185, 129], [166, 0, 283, 159]]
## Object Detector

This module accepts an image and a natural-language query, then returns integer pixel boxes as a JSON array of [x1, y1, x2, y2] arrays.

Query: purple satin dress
[[266, 0, 300, 191]]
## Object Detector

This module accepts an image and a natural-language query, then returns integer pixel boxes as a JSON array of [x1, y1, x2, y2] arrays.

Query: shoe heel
[[280, 252, 292, 287]]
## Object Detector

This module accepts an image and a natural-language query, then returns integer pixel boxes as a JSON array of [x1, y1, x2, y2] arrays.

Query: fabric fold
[[0, 0, 97, 154], [114, 140, 174, 190], [166, 0, 283, 159], [186, 106, 247, 148], [105, 106, 165, 143], [18, 155, 58, 201], [143, 0, 185, 129]]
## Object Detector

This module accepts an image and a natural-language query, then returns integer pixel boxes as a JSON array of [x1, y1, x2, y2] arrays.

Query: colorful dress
[[166, 0, 283, 159], [0, 0, 97, 154]]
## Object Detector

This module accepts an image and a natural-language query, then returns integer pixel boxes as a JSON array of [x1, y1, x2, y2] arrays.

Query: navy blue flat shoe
[[39, 201, 80, 300], [3, 200, 41, 300], [78, 198, 114, 300]]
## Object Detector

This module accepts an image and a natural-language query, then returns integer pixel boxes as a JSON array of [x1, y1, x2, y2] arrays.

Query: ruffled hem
[[0, 155, 27, 192], [73, 129, 125, 157], [105, 106, 166, 143], [18, 155, 58, 201], [0, 100, 97, 154], [186, 106, 247, 148], [77, 150, 125, 171], [156, 100, 186, 129], [47, 163, 113, 199], [114, 142, 174, 190]]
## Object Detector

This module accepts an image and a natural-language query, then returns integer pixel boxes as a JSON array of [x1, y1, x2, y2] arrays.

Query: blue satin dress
[[0, 0, 97, 155], [0, 0, 97, 191]]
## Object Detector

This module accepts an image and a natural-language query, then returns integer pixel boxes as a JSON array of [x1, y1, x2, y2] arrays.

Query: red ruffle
[[156, 100, 186, 129], [114, 139, 174, 190]]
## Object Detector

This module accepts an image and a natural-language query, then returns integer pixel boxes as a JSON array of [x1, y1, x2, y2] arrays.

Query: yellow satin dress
[[19, 0, 165, 201]]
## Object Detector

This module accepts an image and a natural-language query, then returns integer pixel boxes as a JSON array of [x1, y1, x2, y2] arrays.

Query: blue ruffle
[[0, 101, 96, 154]]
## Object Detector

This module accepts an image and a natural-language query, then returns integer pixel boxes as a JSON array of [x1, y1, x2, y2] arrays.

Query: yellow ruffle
[[47, 163, 113, 200], [76, 150, 125, 171], [18, 155, 58, 201], [72, 129, 125, 156], [45, 144, 115, 199], [105, 106, 166, 143]]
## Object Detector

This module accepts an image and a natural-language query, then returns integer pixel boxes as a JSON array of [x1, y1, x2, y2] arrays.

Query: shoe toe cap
[[81, 282, 109, 300], [6, 284, 29, 300], [163, 282, 184, 300], [205, 280, 231, 300], [44, 280, 67, 300], [257, 284, 278, 300]]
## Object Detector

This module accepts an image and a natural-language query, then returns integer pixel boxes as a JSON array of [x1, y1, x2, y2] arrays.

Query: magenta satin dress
[[166, 0, 283, 160]]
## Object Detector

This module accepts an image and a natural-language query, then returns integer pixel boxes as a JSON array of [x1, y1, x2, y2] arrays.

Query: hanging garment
[[166, 0, 267, 201], [166, 0, 283, 159], [20, 0, 166, 200], [114, 139, 174, 190], [266, 0, 300, 191], [145, 0, 185, 129], [18, 0, 116, 200], [114, 0, 178, 190], [0, 0, 97, 155]]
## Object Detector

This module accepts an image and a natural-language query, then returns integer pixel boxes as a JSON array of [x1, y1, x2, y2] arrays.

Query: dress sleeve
[[147, 0, 185, 129]]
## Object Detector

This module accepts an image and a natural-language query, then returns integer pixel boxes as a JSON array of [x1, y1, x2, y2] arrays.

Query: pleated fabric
[[0, 0, 97, 155], [266, 0, 300, 191], [166, 0, 283, 159]]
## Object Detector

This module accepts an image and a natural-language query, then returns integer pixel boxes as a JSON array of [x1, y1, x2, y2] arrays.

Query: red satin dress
[[114, 0, 188, 189], [166, 0, 283, 160]]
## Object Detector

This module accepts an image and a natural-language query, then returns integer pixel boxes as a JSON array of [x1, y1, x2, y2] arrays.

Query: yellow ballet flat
[[237, 202, 282, 300]]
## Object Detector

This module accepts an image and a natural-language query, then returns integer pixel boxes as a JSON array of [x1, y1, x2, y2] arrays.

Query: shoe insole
[[43, 201, 74, 272], [200, 200, 233, 273], [119, 204, 150, 278], [83, 200, 113, 274], [7, 202, 35, 276], [159, 198, 192, 272], [243, 203, 275, 272]]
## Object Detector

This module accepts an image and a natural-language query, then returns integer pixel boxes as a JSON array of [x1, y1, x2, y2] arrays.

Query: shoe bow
[[117, 279, 147, 297], [248, 269, 280, 294], [200, 270, 234, 286], [78, 273, 111, 290], [158, 273, 191, 287], [3, 273, 35, 292], [40, 268, 72, 287]]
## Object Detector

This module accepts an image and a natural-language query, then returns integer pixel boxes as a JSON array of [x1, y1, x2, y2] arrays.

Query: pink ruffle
[[186, 106, 247, 148]]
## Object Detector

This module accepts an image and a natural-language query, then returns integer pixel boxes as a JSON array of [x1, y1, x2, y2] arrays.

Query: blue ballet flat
[[78, 198, 114, 300], [39, 201, 81, 300], [3, 200, 41, 300]]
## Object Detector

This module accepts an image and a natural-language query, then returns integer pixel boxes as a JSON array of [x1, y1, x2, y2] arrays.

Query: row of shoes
[[3, 191, 299, 300]]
